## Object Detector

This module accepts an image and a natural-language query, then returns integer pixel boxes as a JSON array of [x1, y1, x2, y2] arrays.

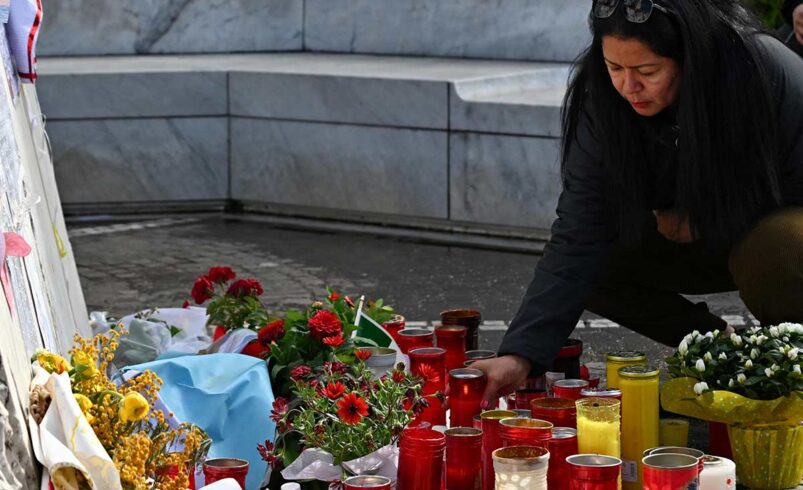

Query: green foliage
[[743, 0, 785, 28]]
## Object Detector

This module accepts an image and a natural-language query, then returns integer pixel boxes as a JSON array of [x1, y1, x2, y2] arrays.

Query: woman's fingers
[[471, 355, 531, 409]]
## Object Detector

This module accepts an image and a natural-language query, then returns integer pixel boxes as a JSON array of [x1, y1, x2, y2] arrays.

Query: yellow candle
[[619, 365, 659, 490], [605, 351, 646, 389], [659, 418, 690, 447], [576, 397, 621, 457]]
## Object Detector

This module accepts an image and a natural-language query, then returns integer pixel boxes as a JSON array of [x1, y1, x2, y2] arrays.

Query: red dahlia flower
[[336, 393, 369, 425], [258, 319, 285, 346], [191, 276, 214, 304], [308, 310, 343, 340], [226, 278, 264, 298], [207, 266, 236, 284]]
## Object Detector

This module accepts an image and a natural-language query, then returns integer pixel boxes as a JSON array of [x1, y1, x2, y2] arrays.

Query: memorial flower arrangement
[[34, 330, 211, 490], [191, 266, 270, 334], [260, 357, 425, 480], [662, 323, 803, 489]]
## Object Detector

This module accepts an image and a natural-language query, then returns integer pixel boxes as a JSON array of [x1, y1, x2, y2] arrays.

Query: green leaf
[[351, 336, 379, 348], [169, 325, 182, 337]]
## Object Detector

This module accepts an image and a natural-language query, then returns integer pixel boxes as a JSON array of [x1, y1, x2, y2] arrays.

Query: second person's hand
[[470, 355, 532, 410]]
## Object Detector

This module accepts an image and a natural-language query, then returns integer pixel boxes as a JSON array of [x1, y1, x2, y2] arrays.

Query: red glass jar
[[397, 428, 446, 490], [445, 427, 483, 490], [498, 417, 553, 449], [382, 314, 406, 346], [531, 398, 577, 429], [550, 338, 583, 379], [344, 475, 392, 489], [435, 325, 467, 373], [566, 454, 622, 490], [480, 410, 516, 490], [642, 454, 699, 490], [409, 347, 447, 426], [553, 379, 590, 401], [648, 447, 704, 477], [473, 414, 482, 429], [527, 376, 546, 390], [440, 308, 481, 351], [449, 368, 486, 428], [548, 427, 578, 490], [397, 328, 434, 354], [203, 458, 248, 489], [515, 388, 547, 409]]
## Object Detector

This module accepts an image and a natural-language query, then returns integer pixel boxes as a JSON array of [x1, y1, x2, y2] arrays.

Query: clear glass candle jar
[[492, 446, 550, 490], [576, 397, 621, 458]]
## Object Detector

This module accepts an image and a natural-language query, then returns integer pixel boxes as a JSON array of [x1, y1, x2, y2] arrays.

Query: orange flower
[[323, 335, 345, 348], [322, 382, 346, 400], [354, 349, 372, 361], [336, 393, 369, 425]]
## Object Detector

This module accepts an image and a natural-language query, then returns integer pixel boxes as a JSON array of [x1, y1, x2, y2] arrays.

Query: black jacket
[[498, 35, 803, 374]]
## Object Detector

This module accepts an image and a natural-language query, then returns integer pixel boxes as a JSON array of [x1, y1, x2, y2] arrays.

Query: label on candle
[[622, 460, 637, 482]]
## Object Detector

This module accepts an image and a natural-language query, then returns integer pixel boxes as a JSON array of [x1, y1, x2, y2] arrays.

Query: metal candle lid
[[554, 379, 590, 388], [606, 351, 647, 362], [343, 475, 392, 487], [580, 388, 622, 397], [465, 350, 496, 360], [398, 328, 432, 337], [449, 368, 484, 379], [551, 427, 578, 439], [618, 364, 659, 378]]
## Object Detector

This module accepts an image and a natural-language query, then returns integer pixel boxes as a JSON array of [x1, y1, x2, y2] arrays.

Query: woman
[[473, 0, 803, 407]]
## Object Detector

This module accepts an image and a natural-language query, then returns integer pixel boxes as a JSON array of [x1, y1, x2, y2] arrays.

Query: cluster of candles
[[345, 333, 736, 490]]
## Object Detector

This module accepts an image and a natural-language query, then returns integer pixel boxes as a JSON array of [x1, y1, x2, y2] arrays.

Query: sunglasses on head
[[593, 0, 671, 23]]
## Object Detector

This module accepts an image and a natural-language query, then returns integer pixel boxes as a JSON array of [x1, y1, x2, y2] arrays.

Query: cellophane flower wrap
[[661, 323, 803, 425]]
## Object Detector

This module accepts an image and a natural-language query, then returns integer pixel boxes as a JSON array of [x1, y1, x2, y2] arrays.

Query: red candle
[[465, 350, 497, 362], [440, 308, 481, 351], [382, 314, 406, 346], [642, 454, 699, 490], [409, 347, 447, 426], [397, 428, 446, 490], [553, 379, 590, 401], [435, 325, 467, 373], [515, 388, 547, 409], [527, 376, 546, 390], [548, 427, 578, 490], [480, 410, 516, 490], [344, 475, 392, 490], [449, 368, 486, 428], [203, 458, 248, 489], [397, 328, 434, 354], [566, 454, 622, 490], [445, 427, 483, 490], [648, 447, 705, 478], [498, 417, 553, 449], [473, 414, 482, 429], [531, 397, 577, 429]]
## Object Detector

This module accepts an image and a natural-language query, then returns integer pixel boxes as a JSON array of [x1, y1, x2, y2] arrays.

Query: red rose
[[290, 365, 312, 380], [308, 310, 343, 340], [323, 335, 345, 348], [226, 278, 264, 298], [191, 276, 214, 304], [258, 320, 285, 346], [328, 291, 340, 301], [208, 266, 236, 284]]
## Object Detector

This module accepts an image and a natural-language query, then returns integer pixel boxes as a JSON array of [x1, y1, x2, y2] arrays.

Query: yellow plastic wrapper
[[660, 377, 803, 426]]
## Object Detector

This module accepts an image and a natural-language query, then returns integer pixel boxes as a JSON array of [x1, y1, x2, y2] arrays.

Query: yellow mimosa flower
[[119, 393, 150, 422]]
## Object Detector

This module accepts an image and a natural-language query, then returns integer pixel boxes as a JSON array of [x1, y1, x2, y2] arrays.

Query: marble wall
[[39, 0, 590, 61], [38, 0, 303, 55]]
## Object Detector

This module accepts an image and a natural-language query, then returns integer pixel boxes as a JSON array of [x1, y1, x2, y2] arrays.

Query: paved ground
[[67, 213, 756, 452]]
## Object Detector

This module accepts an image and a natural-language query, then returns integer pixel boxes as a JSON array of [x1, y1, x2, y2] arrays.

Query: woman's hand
[[470, 355, 532, 410], [653, 209, 695, 243]]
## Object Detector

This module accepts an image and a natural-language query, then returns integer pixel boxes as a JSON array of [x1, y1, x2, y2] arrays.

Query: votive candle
[[449, 368, 486, 428], [619, 365, 659, 490], [492, 446, 549, 490], [530, 397, 577, 429], [499, 417, 553, 449], [480, 410, 516, 490], [575, 397, 621, 458], [381, 314, 406, 346], [548, 427, 578, 490], [397, 328, 434, 354], [553, 379, 590, 401], [605, 351, 646, 389], [515, 388, 547, 410], [566, 454, 622, 490], [343, 475, 392, 490], [409, 347, 447, 426], [445, 427, 483, 490], [659, 418, 690, 448], [397, 428, 446, 490], [435, 325, 467, 373]]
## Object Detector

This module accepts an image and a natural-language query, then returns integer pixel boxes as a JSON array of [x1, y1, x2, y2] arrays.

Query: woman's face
[[602, 35, 681, 117]]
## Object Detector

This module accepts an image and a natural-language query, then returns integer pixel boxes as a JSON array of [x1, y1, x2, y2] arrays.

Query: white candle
[[492, 446, 549, 490], [699, 455, 736, 490]]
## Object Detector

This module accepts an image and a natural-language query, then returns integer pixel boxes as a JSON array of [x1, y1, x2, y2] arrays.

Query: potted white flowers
[[662, 323, 803, 489]]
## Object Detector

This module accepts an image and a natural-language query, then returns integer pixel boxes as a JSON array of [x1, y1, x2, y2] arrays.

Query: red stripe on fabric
[[26, 0, 42, 78]]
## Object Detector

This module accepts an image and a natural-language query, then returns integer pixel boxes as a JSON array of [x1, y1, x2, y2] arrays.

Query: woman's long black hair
[[562, 0, 781, 247]]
